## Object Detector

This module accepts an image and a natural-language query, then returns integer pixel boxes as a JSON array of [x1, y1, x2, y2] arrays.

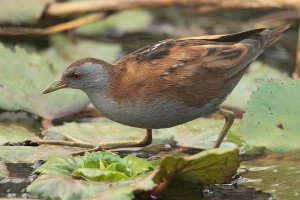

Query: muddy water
[[0, 162, 42, 198]]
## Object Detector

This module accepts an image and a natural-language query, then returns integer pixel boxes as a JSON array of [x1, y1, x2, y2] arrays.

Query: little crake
[[43, 26, 288, 149]]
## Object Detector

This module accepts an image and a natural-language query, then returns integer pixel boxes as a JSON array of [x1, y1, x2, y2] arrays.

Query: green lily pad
[[0, 123, 35, 145], [0, 0, 50, 24], [242, 79, 300, 153], [0, 36, 121, 120], [44, 119, 173, 145], [73, 168, 130, 182], [29, 147, 240, 199], [223, 62, 288, 110], [27, 171, 156, 200], [28, 148, 240, 199], [82, 151, 123, 169], [0, 145, 82, 163], [76, 9, 153, 36], [35, 151, 154, 182], [242, 154, 300, 200], [0, 160, 9, 179], [0, 44, 89, 120], [43, 35, 122, 68], [45, 117, 263, 157], [160, 118, 242, 149], [90, 172, 156, 200], [124, 155, 154, 177], [154, 148, 240, 184], [45, 118, 242, 149], [34, 154, 83, 176]]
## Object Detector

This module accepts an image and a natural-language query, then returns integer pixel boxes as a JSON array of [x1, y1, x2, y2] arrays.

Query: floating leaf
[[0, 44, 89, 120], [35, 155, 83, 176], [76, 9, 153, 36], [242, 153, 300, 200], [0, 123, 35, 145], [44, 119, 173, 145], [91, 172, 156, 200], [154, 148, 240, 184], [27, 174, 111, 200], [0, 146, 81, 163], [45, 117, 261, 157], [35, 151, 154, 182], [0, 0, 51, 24], [0, 36, 121, 119], [73, 168, 129, 181], [124, 155, 153, 177], [43, 35, 122, 69], [30, 149, 240, 199], [242, 79, 300, 153], [27, 173, 156, 200], [160, 118, 242, 149], [223, 62, 288, 110], [45, 117, 242, 149], [0, 160, 9, 179]]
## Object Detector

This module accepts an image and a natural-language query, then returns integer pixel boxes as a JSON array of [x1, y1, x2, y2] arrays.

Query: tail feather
[[266, 25, 290, 47], [241, 25, 289, 52], [225, 25, 289, 79]]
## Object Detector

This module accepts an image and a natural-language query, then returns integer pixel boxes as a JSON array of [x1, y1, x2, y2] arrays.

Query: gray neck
[[84, 87, 114, 117]]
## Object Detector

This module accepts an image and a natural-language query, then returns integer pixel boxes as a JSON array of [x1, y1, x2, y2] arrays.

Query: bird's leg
[[100, 128, 152, 149], [71, 129, 153, 155], [214, 109, 235, 148]]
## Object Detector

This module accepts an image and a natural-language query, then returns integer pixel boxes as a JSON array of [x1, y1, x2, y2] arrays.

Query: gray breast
[[85, 89, 222, 129]]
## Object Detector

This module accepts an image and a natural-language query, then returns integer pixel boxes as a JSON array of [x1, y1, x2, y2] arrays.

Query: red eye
[[73, 72, 81, 79]]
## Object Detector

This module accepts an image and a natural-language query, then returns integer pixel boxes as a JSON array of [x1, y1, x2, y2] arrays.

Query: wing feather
[[110, 27, 286, 107]]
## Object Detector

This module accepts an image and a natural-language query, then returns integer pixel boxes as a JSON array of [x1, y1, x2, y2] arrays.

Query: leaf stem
[[34, 140, 95, 149], [151, 178, 172, 198]]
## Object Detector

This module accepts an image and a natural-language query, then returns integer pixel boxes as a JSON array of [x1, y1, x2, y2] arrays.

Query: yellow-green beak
[[43, 80, 68, 94]]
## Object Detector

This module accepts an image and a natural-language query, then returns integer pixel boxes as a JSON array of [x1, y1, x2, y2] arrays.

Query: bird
[[43, 26, 288, 150]]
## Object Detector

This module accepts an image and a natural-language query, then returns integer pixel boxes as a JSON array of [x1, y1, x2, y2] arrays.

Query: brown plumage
[[109, 26, 288, 107]]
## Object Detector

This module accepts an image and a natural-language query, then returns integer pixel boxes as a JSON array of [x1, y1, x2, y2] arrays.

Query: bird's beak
[[43, 80, 68, 94]]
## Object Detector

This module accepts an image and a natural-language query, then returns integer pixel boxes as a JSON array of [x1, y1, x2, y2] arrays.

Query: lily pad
[[242, 79, 300, 153], [222, 62, 288, 110], [154, 148, 240, 184], [90, 172, 156, 200], [0, 0, 51, 24], [28, 148, 240, 199], [43, 35, 122, 68], [35, 151, 154, 182], [0, 44, 89, 120], [0, 145, 82, 163], [76, 9, 153, 36], [45, 117, 263, 157], [0, 160, 9, 179], [27, 172, 156, 200], [44, 118, 173, 145], [45, 118, 242, 148], [0, 36, 121, 120], [160, 118, 243, 149], [242, 154, 300, 200], [0, 123, 35, 145], [34, 154, 83, 176]]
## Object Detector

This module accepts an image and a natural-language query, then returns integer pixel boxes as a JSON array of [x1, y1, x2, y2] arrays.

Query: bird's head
[[43, 58, 112, 94]]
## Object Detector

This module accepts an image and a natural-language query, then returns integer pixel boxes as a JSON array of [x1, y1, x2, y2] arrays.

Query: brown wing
[[109, 26, 287, 107]]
